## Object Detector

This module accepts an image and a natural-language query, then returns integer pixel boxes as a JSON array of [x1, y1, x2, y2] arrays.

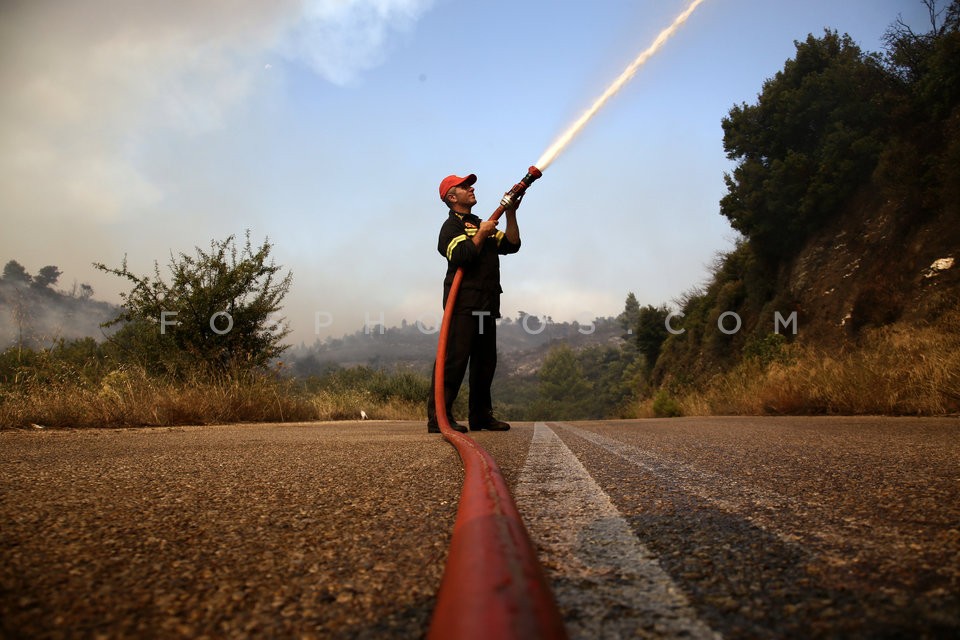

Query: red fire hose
[[426, 168, 567, 639]]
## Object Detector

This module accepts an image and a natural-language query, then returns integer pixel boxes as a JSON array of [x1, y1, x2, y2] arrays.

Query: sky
[[0, 0, 934, 346]]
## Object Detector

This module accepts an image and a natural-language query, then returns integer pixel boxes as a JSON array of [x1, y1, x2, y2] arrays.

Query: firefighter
[[427, 172, 522, 433]]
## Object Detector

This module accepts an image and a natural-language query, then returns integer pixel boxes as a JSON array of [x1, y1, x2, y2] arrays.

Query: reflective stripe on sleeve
[[446, 234, 469, 260]]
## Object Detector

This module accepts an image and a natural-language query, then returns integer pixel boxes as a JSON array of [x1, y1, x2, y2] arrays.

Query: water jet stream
[[535, 0, 708, 171]]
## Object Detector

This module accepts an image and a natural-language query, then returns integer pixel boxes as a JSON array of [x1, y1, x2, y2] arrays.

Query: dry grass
[[5, 314, 956, 427], [308, 388, 426, 422], [0, 367, 426, 429], [681, 316, 960, 416]]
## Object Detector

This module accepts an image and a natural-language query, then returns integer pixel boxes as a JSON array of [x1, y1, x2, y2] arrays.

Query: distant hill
[[0, 263, 119, 349], [287, 314, 625, 377]]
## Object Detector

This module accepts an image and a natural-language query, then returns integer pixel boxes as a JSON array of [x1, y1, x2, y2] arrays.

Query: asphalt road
[[2, 417, 958, 639]]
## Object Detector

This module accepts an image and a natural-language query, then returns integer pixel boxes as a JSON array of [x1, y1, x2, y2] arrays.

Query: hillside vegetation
[[0, 261, 116, 349], [633, 3, 960, 415]]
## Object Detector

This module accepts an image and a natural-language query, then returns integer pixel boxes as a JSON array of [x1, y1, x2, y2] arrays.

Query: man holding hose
[[426, 172, 522, 434]]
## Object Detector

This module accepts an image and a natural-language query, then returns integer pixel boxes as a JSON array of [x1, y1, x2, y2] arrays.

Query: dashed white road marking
[[514, 422, 719, 639], [557, 422, 793, 526], [553, 422, 899, 552]]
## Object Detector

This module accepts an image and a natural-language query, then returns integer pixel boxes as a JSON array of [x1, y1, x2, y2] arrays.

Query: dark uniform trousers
[[427, 311, 497, 426]]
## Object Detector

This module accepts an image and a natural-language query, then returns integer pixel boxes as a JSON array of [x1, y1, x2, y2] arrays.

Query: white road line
[[557, 422, 793, 521], [554, 422, 903, 553], [514, 422, 719, 640]]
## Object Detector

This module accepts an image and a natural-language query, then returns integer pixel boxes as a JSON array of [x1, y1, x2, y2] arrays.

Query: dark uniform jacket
[[438, 210, 520, 318]]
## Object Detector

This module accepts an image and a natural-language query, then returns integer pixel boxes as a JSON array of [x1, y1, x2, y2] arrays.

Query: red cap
[[439, 173, 476, 202]]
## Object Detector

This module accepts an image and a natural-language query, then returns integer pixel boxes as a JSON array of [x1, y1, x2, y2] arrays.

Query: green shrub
[[652, 390, 683, 418]]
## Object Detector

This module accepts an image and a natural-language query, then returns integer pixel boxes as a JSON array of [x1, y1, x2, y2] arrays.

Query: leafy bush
[[742, 332, 790, 367], [652, 390, 683, 418], [95, 231, 291, 376]]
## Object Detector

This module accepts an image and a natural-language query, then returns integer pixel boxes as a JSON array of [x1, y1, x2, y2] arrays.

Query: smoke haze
[[0, 1, 928, 345]]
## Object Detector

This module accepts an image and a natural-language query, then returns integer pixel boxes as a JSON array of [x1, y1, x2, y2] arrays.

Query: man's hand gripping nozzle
[[493, 166, 543, 221]]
